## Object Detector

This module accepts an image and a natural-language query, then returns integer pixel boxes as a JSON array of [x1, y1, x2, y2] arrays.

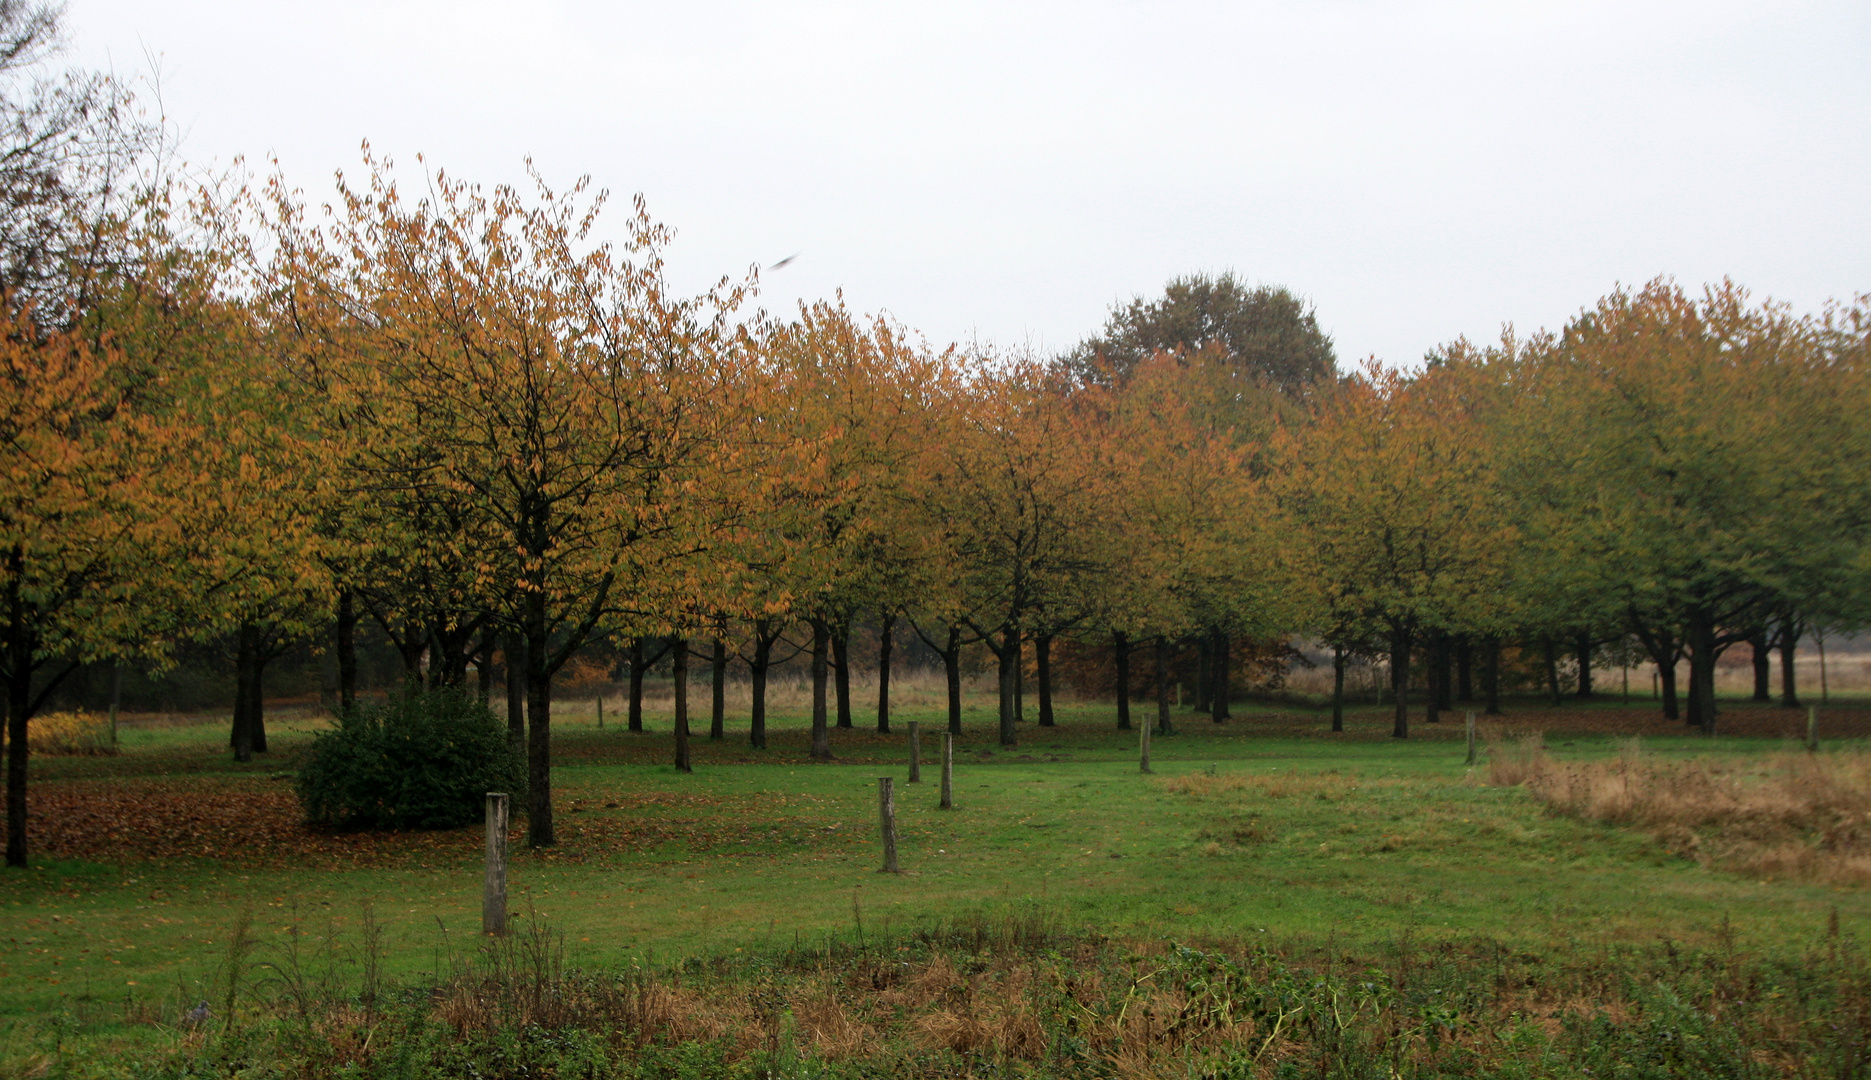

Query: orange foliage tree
[[263, 153, 751, 846]]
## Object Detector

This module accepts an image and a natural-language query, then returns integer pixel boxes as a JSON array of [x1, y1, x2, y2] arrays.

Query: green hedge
[[297, 687, 524, 830]]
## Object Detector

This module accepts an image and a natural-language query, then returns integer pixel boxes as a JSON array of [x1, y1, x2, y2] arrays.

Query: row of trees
[[3, 4, 1868, 866]]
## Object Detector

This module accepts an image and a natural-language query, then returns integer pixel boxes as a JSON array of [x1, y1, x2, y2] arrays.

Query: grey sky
[[73, 0, 1871, 366]]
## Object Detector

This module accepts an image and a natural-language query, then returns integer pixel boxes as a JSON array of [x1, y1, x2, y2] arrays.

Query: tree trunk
[[232, 621, 258, 762], [710, 639, 726, 740], [1455, 635, 1473, 702], [1483, 637, 1501, 716], [997, 625, 1020, 747], [1195, 634, 1212, 713], [1036, 632, 1054, 727], [627, 637, 646, 732], [831, 624, 853, 729], [1687, 609, 1718, 736], [337, 589, 358, 713], [1433, 631, 1452, 713], [5, 609, 32, 868], [943, 627, 962, 736], [1575, 632, 1594, 698], [811, 619, 830, 759], [1778, 621, 1800, 708], [1210, 630, 1230, 721], [750, 624, 772, 749], [672, 638, 691, 772], [476, 633, 494, 704], [1425, 631, 1443, 725], [524, 598, 553, 849], [1542, 638, 1563, 705], [1331, 644, 1346, 732], [394, 619, 426, 683], [248, 637, 269, 754], [1013, 636, 1025, 724], [1390, 625, 1412, 739], [1114, 630, 1132, 731], [877, 613, 895, 734], [1749, 632, 1771, 702], [506, 632, 528, 750], [1154, 637, 1171, 735], [1634, 624, 1680, 720]]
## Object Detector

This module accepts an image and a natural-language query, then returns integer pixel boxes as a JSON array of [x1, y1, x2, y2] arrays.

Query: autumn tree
[[1276, 360, 1514, 738], [917, 359, 1110, 746], [264, 153, 749, 846]]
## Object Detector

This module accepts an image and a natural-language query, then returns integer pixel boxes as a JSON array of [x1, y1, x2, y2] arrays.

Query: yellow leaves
[[1274, 356, 1514, 635]]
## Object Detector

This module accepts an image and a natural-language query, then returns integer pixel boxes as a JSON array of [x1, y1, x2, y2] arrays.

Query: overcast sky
[[70, 0, 1871, 367]]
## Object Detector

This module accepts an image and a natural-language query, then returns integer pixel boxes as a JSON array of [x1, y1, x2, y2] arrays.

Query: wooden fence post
[[1465, 710, 1477, 766], [878, 777, 900, 873], [1809, 706, 1819, 753], [908, 720, 921, 783], [597, 696, 604, 730], [1140, 722, 1152, 774], [940, 733, 954, 810], [483, 792, 508, 935]]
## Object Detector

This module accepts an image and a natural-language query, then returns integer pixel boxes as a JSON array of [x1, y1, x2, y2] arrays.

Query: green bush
[[297, 687, 524, 830]]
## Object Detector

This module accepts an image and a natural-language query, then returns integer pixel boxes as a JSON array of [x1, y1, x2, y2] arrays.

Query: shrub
[[297, 687, 523, 830]]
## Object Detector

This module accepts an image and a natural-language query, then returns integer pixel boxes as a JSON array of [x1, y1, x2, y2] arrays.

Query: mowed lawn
[[3, 692, 1868, 1024]]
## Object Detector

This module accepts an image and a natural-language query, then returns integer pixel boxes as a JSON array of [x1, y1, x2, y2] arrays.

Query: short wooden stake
[[1465, 710, 1477, 765], [907, 721, 921, 783], [1808, 706, 1819, 753], [878, 777, 900, 873], [1140, 722, 1152, 774], [596, 696, 604, 730], [940, 733, 954, 809], [483, 792, 509, 935]]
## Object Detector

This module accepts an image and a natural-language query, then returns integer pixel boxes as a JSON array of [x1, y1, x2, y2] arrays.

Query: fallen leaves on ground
[[27, 779, 859, 870]]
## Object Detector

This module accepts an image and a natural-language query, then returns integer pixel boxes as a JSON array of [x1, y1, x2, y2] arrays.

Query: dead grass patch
[[25, 710, 117, 756], [1487, 739, 1871, 884]]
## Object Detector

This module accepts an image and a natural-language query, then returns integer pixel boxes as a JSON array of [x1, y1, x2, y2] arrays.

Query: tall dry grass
[[24, 709, 116, 756], [1487, 736, 1871, 884]]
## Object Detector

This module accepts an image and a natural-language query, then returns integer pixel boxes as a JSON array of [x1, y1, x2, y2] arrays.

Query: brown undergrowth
[[1487, 734, 1871, 884], [81, 903, 1871, 1078]]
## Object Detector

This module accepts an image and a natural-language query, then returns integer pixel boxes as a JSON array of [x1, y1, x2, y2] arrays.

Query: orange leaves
[[0, 300, 209, 659], [261, 152, 754, 646]]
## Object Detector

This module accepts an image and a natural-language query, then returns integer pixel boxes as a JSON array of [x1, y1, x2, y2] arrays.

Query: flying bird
[[767, 253, 799, 271]]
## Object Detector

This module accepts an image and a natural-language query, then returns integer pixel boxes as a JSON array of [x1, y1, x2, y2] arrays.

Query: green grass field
[[4, 691, 1869, 1075]]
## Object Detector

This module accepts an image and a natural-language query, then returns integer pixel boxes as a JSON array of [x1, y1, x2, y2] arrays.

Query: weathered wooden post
[[1808, 706, 1819, 753], [1465, 710, 1477, 766], [907, 720, 922, 783], [483, 792, 508, 935], [1140, 721, 1152, 774], [940, 733, 954, 809], [596, 695, 604, 730], [878, 778, 900, 873]]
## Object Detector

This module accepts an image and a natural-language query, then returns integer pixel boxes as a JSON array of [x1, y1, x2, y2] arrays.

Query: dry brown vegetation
[[24, 709, 116, 756], [1486, 734, 1871, 884], [114, 905, 1871, 1079]]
